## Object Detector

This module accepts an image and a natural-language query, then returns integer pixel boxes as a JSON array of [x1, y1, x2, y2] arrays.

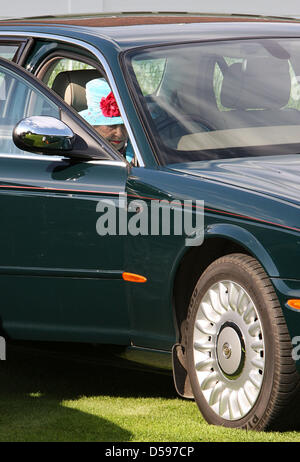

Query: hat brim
[[79, 109, 123, 126]]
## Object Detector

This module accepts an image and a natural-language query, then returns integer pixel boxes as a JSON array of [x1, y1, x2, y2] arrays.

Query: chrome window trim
[[0, 153, 126, 166], [0, 31, 145, 167]]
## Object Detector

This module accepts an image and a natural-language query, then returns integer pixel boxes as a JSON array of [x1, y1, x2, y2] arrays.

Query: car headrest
[[51, 69, 102, 112], [220, 58, 291, 109]]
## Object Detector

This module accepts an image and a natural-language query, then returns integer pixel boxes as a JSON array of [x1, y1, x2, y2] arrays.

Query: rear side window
[[0, 40, 30, 62], [0, 44, 19, 60]]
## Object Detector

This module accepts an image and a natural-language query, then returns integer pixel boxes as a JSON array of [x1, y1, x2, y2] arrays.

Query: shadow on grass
[[0, 341, 177, 442], [4, 341, 300, 438]]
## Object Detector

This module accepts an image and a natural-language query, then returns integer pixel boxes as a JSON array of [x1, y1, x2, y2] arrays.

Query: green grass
[[1, 343, 300, 442]]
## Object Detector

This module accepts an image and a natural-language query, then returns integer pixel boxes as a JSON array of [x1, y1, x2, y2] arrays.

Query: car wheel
[[186, 253, 300, 430]]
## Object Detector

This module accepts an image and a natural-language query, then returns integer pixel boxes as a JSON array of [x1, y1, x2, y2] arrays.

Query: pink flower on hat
[[100, 92, 121, 117]]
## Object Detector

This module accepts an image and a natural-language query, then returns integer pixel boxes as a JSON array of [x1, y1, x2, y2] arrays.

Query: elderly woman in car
[[80, 78, 134, 163]]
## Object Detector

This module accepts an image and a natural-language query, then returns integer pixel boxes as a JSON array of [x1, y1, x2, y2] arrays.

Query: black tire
[[186, 253, 300, 430]]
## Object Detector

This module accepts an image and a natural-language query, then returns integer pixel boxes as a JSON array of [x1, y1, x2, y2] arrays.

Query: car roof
[[1, 14, 300, 50]]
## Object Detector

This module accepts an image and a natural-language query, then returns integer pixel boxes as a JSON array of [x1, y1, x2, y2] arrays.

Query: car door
[[0, 58, 131, 345]]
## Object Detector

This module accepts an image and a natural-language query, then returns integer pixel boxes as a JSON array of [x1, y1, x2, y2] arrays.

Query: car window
[[132, 58, 166, 96], [0, 65, 59, 155], [40, 57, 104, 116], [213, 58, 244, 112], [0, 44, 19, 61], [39, 57, 133, 162], [213, 58, 300, 112], [43, 58, 95, 89], [127, 38, 300, 165], [40, 58, 133, 162]]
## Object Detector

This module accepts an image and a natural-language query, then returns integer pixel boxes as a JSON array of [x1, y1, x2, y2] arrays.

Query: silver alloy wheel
[[192, 280, 265, 421]]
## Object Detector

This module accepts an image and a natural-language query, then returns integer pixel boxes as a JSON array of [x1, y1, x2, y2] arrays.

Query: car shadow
[[0, 340, 178, 442], [3, 340, 298, 436]]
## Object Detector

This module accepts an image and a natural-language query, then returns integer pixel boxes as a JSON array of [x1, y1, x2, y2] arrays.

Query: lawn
[[1, 342, 300, 442]]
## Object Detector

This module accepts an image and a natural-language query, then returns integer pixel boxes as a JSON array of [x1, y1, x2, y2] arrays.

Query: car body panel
[[0, 155, 133, 343], [0, 16, 298, 373], [170, 156, 300, 207], [0, 57, 133, 344], [128, 164, 300, 276]]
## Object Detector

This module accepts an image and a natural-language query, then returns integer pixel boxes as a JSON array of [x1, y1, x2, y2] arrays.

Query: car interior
[[130, 41, 300, 162], [51, 68, 102, 112]]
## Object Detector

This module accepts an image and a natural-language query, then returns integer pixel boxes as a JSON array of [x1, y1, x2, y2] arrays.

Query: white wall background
[[2, 0, 300, 19]]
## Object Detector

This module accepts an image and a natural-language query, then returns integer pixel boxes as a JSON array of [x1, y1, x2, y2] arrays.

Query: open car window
[[40, 56, 133, 162], [41, 57, 101, 114]]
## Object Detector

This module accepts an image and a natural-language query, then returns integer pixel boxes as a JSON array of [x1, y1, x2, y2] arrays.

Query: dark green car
[[1, 13, 300, 431]]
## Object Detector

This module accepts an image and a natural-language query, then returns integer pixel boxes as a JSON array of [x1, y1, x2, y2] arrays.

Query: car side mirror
[[13, 116, 75, 155]]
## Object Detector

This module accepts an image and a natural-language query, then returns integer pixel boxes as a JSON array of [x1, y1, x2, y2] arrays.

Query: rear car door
[[0, 58, 130, 345]]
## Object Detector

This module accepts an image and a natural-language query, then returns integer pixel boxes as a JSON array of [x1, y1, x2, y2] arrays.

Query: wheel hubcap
[[192, 280, 265, 421], [216, 323, 245, 378]]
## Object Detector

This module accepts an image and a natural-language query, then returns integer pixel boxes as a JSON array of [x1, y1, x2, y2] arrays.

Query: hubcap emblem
[[223, 342, 232, 359]]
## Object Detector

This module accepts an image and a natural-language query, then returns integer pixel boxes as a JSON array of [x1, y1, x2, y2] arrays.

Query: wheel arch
[[171, 223, 279, 398]]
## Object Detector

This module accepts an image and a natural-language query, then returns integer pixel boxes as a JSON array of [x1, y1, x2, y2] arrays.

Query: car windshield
[[126, 38, 300, 165]]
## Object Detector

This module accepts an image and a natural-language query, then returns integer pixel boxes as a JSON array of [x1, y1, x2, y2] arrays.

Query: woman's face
[[94, 124, 128, 151]]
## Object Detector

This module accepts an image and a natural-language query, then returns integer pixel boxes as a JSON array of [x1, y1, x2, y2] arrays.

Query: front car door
[[0, 58, 130, 345]]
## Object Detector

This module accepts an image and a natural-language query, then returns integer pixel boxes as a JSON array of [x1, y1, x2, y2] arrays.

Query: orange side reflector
[[287, 299, 300, 310], [122, 272, 147, 283]]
